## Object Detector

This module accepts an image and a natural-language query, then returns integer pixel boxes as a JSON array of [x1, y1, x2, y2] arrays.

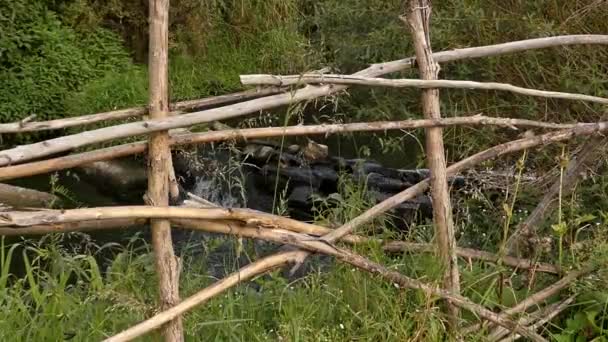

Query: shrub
[[0, 0, 132, 144]]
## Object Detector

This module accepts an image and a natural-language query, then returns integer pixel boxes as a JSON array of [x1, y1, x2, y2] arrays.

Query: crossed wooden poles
[[0, 8, 607, 340]]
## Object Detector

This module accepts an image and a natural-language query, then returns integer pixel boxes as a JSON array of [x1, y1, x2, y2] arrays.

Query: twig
[[2, 35, 607, 166], [240, 74, 608, 105], [506, 137, 606, 255], [383, 242, 560, 274], [493, 295, 576, 342], [0, 115, 588, 181], [462, 267, 593, 335]]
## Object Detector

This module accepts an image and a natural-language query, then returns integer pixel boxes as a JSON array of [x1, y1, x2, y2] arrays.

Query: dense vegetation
[[1, 0, 607, 340]]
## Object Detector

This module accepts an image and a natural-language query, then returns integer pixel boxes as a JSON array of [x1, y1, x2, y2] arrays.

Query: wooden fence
[[1, 1, 607, 341]]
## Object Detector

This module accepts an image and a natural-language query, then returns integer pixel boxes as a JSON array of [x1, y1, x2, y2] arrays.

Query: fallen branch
[[383, 242, 560, 274], [0, 215, 558, 274], [491, 296, 576, 342], [2, 34, 607, 166], [0, 87, 285, 134], [0, 218, 148, 236], [507, 137, 606, 255], [103, 250, 307, 342], [104, 218, 547, 341], [241, 74, 608, 105], [0, 115, 586, 181], [462, 267, 593, 335]]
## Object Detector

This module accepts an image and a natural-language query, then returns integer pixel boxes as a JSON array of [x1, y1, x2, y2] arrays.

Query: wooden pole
[[404, 0, 461, 326], [147, 0, 183, 340], [240, 74, 608, 105], [2, 35, 608, 166], [0, 115, 586, 181]]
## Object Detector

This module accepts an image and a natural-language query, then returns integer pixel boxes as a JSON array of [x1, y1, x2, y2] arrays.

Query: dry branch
[[241, 74, 608, 105], [383, 242, 560, 274], [103, 250, 306, 342], [2, 34, 607, 166], [405, 0, 460, 325], [507, 137, 606, 255], [103, 218, 547, 342], [0, 115, 582, 181], [0, 218, 148, 236], [0, 214, 558, 274], [0, 87, 285, 134], [462, 267, 593, 335], [490, 296, 576, 342], [146, 1, 182, 339]]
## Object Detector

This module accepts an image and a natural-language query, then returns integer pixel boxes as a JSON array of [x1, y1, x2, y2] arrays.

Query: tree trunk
[[147, 0, 183, 340]]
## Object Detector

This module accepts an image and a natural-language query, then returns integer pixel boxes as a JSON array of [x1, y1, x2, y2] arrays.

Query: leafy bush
[[0, 0, 131, 145]]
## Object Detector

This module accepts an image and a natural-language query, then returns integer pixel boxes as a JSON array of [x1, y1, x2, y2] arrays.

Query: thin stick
[[103, 250, 306, 342], [105, 219, 547, 342], [240, 74, 608, 105], [493, 295, 576, 342], [0, 87, 285, 134], [383, 242, 560, 274], [2, 35, 607, 166], [462, 267, 593, 335], [0, 115, 585, 181], [507, 137, 605, 255], [0, 216, 558, 274], [147, 1, 182, 340]]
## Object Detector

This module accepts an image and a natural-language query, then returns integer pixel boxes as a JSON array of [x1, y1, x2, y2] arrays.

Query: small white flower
[[339, 323, 345, 330]]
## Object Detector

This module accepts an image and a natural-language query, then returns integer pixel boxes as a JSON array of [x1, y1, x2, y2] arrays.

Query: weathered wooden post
[[404, 0, 461, 328], [147, 0, 184, 340]]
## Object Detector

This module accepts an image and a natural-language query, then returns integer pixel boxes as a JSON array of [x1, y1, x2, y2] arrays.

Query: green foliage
[[0, 0, 131, 144]]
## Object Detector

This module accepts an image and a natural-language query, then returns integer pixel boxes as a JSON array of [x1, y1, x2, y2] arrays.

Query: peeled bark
[[0, 115, 585, 181], [405, 0, 460, 325], [147, 0, 183, 340], [0, 183, 58, 208], [2, 35, 608, 166]]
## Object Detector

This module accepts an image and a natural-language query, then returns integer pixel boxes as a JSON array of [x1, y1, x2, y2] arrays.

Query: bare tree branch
[[1, 35, 607, 166], [0, 115, 585, 181], [491, 296, 576, 342], [507, 137, 606, 255], [0, 87, 285, 134], [240, 74, 608, 105]]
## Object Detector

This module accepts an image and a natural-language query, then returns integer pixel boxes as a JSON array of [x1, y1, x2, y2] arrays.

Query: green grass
[[1, 169, 607, 341]]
